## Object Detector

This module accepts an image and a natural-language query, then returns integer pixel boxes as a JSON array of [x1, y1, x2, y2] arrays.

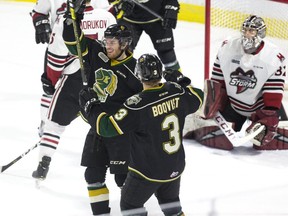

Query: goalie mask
[[241, 15, 266, 54], [135, 54, 163, 82]]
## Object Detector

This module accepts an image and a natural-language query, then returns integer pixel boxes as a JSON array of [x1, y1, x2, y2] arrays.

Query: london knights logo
[[93, 68, 118, 102], [229, 67, 257, 94]]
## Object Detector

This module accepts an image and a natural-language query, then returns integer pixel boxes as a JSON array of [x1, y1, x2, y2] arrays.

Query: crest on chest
[[229, 67, 257, 94]]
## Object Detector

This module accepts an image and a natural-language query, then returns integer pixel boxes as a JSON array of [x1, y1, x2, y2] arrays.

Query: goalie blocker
[[184, 79, 288, 150]]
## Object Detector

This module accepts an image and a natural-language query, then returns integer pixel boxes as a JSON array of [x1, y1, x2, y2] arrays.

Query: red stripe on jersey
[[42, 137, 59, 145]]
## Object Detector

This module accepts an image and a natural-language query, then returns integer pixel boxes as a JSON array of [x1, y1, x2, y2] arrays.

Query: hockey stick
[[116, 0, 163, 20], [0, 142, 39, 173], [214, 111, 265, 146], [68, 0, 88, 86]]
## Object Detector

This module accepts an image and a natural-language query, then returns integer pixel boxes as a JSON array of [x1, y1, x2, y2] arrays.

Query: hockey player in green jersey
[[63, 2, 143, 214], [79, 53, 203, 215]]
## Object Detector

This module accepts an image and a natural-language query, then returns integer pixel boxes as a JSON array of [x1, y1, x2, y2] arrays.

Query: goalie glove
[[246, 109, 279, 146], [79, 88, 100, 116]]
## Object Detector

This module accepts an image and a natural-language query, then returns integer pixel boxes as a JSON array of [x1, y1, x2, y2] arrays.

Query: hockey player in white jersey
[[185, 15, 288, 150], [31, 0, 66, 44], [31, 0, 109, 43], [32, 0, 116, 181]]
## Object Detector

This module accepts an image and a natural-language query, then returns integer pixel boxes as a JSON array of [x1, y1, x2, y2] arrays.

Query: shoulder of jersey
[[124, 82, 184, 110]]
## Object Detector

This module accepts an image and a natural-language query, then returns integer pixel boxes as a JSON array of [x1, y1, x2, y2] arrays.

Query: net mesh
[[210, 0, 288, 56]]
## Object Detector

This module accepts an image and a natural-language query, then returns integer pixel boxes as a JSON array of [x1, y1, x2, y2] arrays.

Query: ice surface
[[1, 2, 288, 216]]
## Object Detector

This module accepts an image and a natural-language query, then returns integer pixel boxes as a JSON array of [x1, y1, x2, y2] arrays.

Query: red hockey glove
[[246, 109, 279, 146]]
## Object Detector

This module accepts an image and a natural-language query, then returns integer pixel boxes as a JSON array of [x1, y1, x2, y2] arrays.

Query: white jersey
[[33, 0, 109, 28], [80, 8, 116, 40], [46, 6, 116, 84], [211, 37, 286, 117], [33, 0, 66, 28]]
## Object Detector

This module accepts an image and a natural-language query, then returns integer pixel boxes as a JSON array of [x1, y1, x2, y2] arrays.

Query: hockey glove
[[163, 69, 183, 82], [65, 0, 86, 23], [79, 88, 100, 115], [41, 73, 55, 95], [118, 0, 135, 16], [163, 69, 191, 87], [31, 12, 51, 44], [162, 0, 180, 29], [246, 109, 279, 146]]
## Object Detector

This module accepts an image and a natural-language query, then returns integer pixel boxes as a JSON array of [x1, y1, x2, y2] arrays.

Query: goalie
[[185, 15, 288, 150]]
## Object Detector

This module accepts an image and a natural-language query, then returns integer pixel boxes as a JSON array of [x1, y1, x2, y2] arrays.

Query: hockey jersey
[[211, 37, 286, 117], [46, 6, 116, 85], [63, 23, 143, 114], [32, 0, 109, 28], [89, 82, 203, 182], [32, 0, 66, 28]]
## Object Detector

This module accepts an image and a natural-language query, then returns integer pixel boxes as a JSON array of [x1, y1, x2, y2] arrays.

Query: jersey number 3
[[162, 114, 181, 154]]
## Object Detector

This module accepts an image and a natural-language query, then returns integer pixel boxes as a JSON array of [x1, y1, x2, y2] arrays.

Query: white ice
[[1, 1, 288, 216]]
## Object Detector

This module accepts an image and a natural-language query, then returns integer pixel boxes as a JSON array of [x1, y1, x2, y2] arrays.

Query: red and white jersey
[[80, 7, 116, 40], [33, 0, 66, 28], [46, 6, 116, 85], [33, 0, 110, 28], [211, 37, 286, 117]]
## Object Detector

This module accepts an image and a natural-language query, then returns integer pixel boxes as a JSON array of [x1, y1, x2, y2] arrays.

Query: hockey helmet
[[103, 24, 132, 48], [241, 15, 266, 54], [135, 54, 163, 82]]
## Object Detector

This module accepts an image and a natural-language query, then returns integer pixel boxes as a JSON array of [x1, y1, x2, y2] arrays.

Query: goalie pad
[[184, 126, 234, 150], [203, 79, 227, 119]]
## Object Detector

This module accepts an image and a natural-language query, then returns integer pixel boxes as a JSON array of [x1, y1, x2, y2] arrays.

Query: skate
[[32, 156, 51, 180]]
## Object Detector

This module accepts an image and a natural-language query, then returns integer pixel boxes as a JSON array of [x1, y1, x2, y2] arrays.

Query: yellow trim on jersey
[[78, 111, 89, 123], [142, 83, 164, 92], [123, 17, 161, 24], [110, 51, 133, 66], [64, 31, 85, 45], [96, 112, 107, 135], [129, 167, 182, 183], [109, 116, 124, 135], [187, 85, 203, 109]]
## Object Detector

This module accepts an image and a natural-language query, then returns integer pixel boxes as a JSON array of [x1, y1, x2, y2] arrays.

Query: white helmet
[[241, 15, 266, 54]]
